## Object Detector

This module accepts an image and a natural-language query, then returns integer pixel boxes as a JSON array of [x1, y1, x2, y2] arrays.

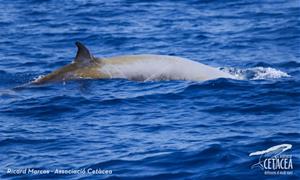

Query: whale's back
[[33, 42, 235, 84], [102, 55, 234, 81]]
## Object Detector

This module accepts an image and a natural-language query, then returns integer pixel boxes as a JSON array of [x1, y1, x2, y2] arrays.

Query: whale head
[[33, 42, 103, 84]]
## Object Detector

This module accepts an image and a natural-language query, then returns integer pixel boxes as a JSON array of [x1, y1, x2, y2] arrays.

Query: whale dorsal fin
[[74, 41, 94, 65]]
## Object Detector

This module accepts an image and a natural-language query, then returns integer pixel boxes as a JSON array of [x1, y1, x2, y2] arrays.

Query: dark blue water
[[1, 0, 300, 179]]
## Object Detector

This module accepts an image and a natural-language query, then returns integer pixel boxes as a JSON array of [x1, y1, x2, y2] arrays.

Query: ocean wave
[[0, 138, 56, 147]]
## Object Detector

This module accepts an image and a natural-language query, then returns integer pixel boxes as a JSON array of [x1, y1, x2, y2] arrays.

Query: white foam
[[221, 66, 290, 80], [32, 75, 45, 83]]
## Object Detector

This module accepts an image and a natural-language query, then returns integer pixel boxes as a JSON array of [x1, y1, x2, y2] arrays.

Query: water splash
[[32, 75, 45, 83], [220, 67, 290, 80]]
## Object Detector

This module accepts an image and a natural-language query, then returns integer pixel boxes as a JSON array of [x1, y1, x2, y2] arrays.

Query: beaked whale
[[33, 42, 235, 84]]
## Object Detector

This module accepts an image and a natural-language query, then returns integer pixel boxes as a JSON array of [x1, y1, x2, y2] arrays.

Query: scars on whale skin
[[33, 42, 235, 84]]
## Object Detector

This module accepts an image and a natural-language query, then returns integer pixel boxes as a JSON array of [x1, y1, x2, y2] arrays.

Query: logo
[[249, 144, 293, 175]]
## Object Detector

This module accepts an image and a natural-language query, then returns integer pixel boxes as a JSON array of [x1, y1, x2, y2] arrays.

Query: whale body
[[33, 42, 235, 84]]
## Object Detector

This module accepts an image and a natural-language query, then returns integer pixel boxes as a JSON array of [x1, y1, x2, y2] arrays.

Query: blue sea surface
[[0, 0, 300, 179]]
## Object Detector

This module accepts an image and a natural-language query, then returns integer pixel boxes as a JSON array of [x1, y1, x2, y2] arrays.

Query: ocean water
[[0, 0, 300, 179]]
